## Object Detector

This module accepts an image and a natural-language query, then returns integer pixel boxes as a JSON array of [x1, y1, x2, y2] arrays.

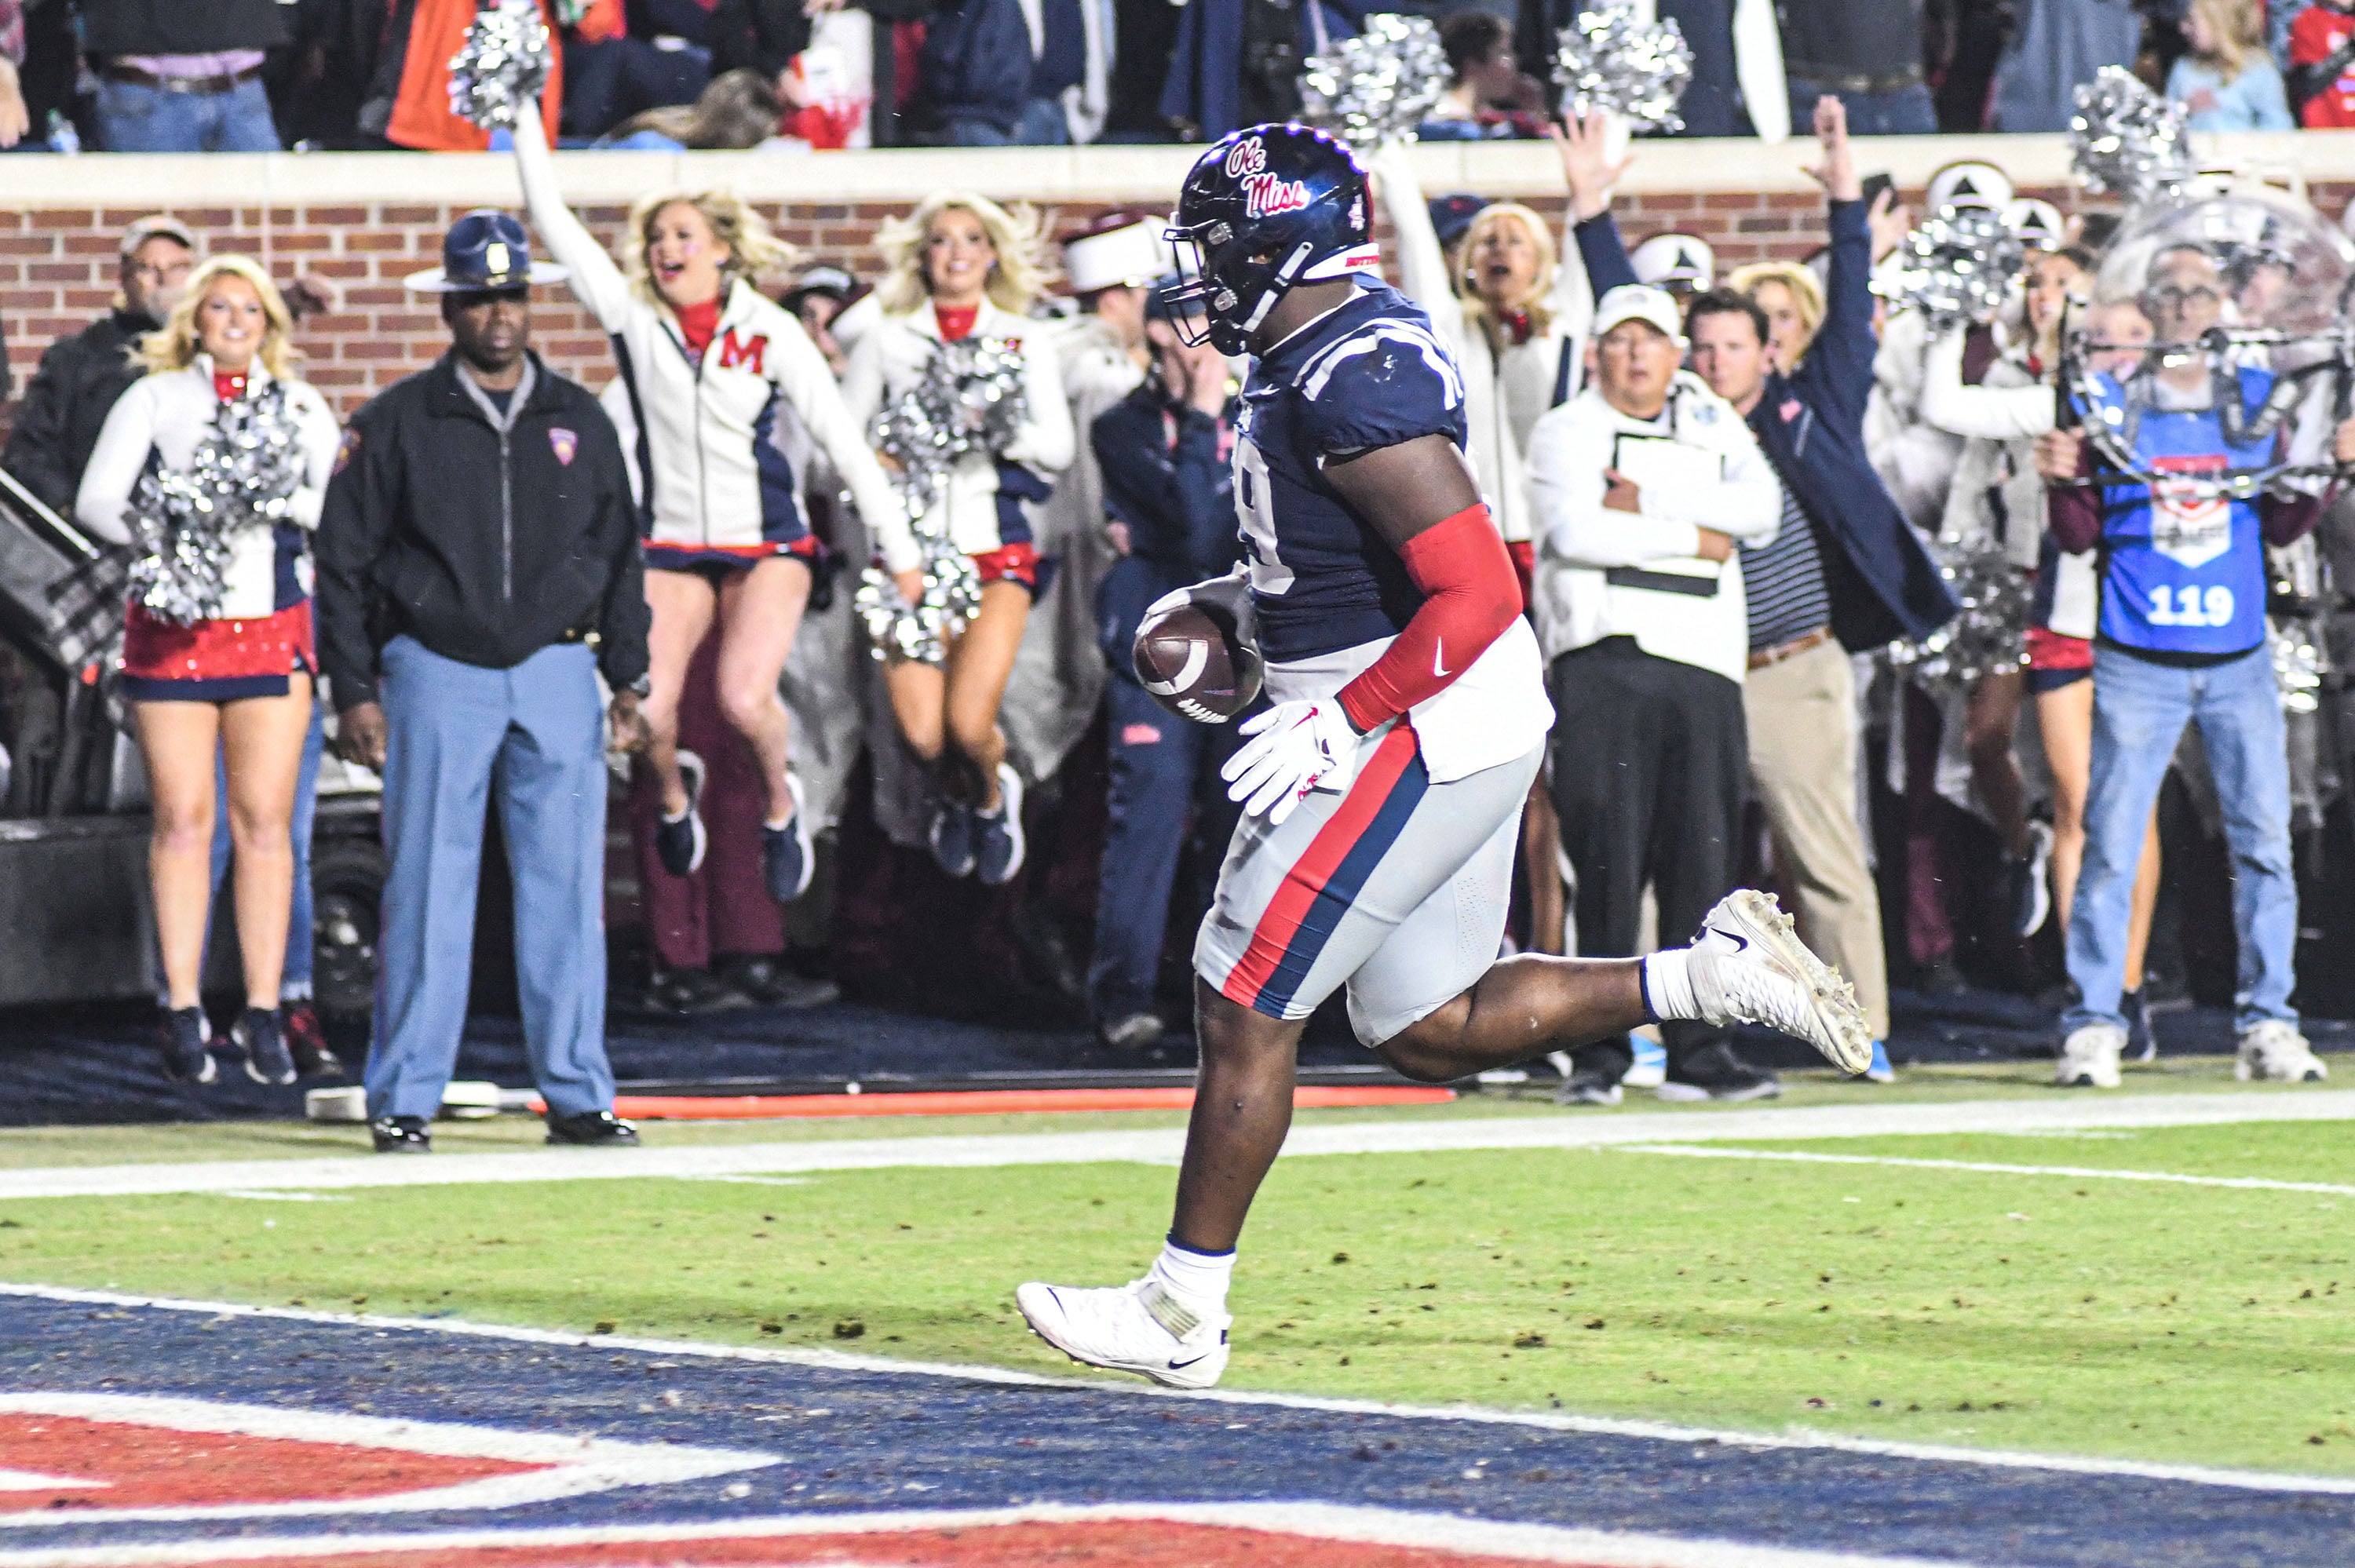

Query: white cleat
[[2237, 1019, 2328, 1083], [1016, 1277, 1230, 1390], [1687, 890, 1874, 1076], [2056, 1023, 2126, 1088]]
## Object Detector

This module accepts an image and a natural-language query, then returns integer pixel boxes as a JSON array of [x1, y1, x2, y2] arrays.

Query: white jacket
[[78, 359, 342, 621], [840, 299, 1075, 559], [513, 115, 915, 573], [1373, 143, 1591, 547], [1527, 372, 1782, 684]]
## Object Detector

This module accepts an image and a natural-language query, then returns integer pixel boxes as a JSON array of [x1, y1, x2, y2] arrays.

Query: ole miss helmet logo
[[1225, 136, 1310, 221], [548, 427, 579, 467]]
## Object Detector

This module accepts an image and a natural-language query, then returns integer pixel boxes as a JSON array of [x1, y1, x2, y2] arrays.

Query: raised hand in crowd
[[1802, 93, 1861, 202], [0, 58, 26, 149], [1551, 111, 1632, 223], [1867, 188, 1911, 264]]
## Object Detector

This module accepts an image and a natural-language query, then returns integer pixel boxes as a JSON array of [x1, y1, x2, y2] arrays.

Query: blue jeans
[[2064, 644, 2297, 1036], [1785, 77, 1939, 136], [947, 97, 1069, 146], [364, 636, 615, 1121], [205, 698, 324, 1001], [95, 76, 280, 152]]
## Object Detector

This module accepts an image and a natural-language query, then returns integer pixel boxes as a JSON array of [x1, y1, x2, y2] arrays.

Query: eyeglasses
[[2147, 285, 2219, 312]]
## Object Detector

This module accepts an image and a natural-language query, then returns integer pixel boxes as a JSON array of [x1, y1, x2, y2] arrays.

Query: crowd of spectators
[[0, 0, 2345, 154], [2, 7, 2353, 1118]]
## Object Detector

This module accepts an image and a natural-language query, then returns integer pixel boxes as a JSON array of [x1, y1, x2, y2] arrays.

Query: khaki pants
[[1743, 636, 1890, 1041]]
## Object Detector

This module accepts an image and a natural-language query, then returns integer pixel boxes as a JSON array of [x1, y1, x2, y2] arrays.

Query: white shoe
[[1016, 1277, 1230, 1389], [2056, 1023, 2126, 1088], [1687, 890, 1874, 1075], [2238, 1019, 2327, 1083]]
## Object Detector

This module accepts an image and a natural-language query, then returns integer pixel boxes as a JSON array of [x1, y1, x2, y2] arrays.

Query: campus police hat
[[403, 210, 569, 294], [1630, 232, 1714, 294]]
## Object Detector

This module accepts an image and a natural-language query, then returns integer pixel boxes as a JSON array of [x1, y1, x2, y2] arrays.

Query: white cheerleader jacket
[[76, 359, 342, 620], [1371, 142, 1593, 549], [513, 115, 917, 574], [839, 297, 1075, 560]]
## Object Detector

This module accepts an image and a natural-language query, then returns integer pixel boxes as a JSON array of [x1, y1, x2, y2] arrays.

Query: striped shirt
[[1740, 484, 1833, 654]]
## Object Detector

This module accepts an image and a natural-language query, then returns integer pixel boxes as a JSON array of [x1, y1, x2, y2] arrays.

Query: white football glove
[[1221, 698, 1361, 825]]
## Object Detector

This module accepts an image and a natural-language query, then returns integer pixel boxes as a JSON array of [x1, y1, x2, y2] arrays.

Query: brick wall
[[2, 140, 2351, 421]]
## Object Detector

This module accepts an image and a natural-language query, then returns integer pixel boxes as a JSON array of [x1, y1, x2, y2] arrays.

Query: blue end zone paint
[[1, 1294, 2349, 1566]]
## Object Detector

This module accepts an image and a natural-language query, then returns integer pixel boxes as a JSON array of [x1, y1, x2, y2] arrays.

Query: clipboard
[[1604, 433, 1724, 594]]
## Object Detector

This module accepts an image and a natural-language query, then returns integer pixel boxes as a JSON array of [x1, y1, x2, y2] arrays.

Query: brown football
[[1134, 599, 1262, 723]]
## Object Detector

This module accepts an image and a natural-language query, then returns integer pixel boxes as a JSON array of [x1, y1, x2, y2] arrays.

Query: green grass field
[[3, 1070, 2352, 1479]]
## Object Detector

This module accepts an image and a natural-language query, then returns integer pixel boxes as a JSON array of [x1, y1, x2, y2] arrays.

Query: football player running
[[1018, 126, 1873, 1390]]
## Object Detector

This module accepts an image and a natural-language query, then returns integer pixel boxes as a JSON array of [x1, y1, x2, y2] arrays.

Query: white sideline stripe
[[0, 1474, 102, 1494], [0, 1090, 2350, 1200], [0, 1501, 1986, 1568], [3, 1282, 2352, 1499], [1618, 1143, 2355, 1196], [0, 1393, 775, 1528]]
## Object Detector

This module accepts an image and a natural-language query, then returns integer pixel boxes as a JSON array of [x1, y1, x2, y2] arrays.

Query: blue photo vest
[[2088, 368, 2274, 656]]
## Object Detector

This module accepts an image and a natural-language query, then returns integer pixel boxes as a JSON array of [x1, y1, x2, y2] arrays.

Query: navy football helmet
[[1162, 123, 1375, 356]]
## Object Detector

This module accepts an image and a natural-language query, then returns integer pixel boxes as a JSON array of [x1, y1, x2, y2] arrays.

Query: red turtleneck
[[675, 296, 722, 359], [214, 367, 250, 401], [933, 302, 980, 342]]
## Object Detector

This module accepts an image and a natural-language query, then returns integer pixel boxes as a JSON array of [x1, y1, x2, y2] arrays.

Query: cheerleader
[[511, 103, 911, 906], [1922, 260, 2165, 1047], [842, 193, 1075, 884], [76, 257, 341, 1087], [1371, 129, 1594, 954]]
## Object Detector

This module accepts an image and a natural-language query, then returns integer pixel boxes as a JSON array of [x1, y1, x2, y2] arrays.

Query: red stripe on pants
[[1221, 723, 1417, 1012]]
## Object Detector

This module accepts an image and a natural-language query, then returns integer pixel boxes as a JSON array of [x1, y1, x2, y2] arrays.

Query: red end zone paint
[[524, 1086, 1456, 1121], [0, 1415, 544, 1513], [177, 1520, 1608, 1567]]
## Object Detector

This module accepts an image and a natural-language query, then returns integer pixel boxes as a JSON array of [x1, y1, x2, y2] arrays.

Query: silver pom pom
[[1554, 4, 1693, 134], [856, 339, 1031, 665], [1298, 13, 1451, 151], [1886, 547, 2032, 696], [1886, 206, 2025, 331], [126, 381, 306, 626], [449, 0, 553, 132], [2272, 617, 2326, 714], [2069, 65, 2193, 208]]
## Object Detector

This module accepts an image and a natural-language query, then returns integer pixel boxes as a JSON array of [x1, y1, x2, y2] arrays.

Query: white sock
[[764, 815, 794, 832], [1642, 950, 1699, 1023], [662, 804, 689, 824], [1149, 1235, 1234, 1314]]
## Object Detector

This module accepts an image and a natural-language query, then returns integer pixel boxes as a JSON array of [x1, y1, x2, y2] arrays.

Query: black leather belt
[[102, 62, 265, 95]]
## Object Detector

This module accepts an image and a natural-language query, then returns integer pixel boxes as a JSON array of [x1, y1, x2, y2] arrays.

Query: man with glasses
[[2034, 239, 2355, 1088], [5, 216, 195, 516]]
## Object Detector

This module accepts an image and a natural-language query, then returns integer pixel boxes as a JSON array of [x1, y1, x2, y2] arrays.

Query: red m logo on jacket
[[717, 330, 768, 374]]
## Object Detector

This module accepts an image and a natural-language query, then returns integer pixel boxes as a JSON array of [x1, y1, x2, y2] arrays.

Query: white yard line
[[0, 1091, 2349, 1201], [1616, 1143, 2355, 1196], [0, 1501, 1981, 1568], [3, 1281, 2353, 1499]]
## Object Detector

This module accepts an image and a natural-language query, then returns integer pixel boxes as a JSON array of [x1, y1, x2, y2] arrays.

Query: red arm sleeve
[[1336, 503, 1523, 735]]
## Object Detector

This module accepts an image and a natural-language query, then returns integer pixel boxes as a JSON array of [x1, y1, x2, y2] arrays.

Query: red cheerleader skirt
[[118, 598, 316, 703]]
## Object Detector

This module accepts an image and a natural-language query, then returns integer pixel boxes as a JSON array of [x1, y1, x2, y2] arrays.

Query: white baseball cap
[[2003, 197, 2065, 250], [1630, 232, 1714, 292], [1063, 217, 1173, 296], [1926, 161, 2014, 214], [1592, 284, 1688, 346]]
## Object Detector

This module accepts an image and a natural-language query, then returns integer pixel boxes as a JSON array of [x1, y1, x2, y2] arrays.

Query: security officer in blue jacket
[[1086, 293, 1247, 1050], [316, 213, 650, 1154]]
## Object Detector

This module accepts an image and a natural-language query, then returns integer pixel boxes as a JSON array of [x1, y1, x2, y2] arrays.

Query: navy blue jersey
[[1233, 282, 1469, 662]]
